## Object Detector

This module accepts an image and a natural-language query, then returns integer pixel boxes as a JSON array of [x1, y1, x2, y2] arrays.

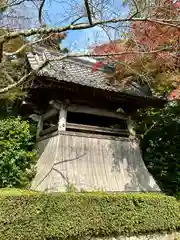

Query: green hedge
[[0, 189, 179, 240]]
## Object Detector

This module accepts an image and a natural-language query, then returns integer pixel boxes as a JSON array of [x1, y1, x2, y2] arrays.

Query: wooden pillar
[[36, 115, 43, 139], [58, 103, 67, 132], [127, 116, 136, 139]]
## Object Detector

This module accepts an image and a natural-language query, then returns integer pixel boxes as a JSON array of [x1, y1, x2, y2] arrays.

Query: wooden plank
[[68, 104, 127, 120], [36, 115, 43, 139], [33, 134, 161, 192], [66, 123, 129, 135], [58, 103, 67, 131], [40, 125, 58, 136], [40, 123, 129, 137], [38, 130, 133, 142], [49, 100, 61, 110], [127, 116, 136, 138], [42, 108, 57, 120]]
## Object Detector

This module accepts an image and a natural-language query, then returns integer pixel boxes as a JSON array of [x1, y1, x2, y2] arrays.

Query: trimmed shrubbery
[[0, 189, 179, 240]]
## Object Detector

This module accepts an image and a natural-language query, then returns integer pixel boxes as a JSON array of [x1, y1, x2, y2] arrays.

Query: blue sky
[[43, 0, 129, 51], [0, 0, 129, 51]]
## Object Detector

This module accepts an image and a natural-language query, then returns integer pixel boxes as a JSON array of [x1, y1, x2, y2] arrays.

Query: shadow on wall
[[32, 134, 160, 192], [110, 139, 160, 192]]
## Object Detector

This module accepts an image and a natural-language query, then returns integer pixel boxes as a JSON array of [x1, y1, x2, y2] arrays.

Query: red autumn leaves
[[91, 61, 105, 72], [91, 0, 180, 72], [90, 0, 180, 100]]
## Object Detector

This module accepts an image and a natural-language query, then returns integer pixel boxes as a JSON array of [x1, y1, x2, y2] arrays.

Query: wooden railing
[[40, 123, 129, 137], [66, 123, 129, 136]]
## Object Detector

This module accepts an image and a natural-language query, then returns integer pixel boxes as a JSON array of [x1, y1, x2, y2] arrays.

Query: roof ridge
[[31, 45, 94, 60], [29, 45, 116, 74], [29, 45, 107, 72]]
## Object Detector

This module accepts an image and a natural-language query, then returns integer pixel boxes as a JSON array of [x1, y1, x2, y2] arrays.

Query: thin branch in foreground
[[3, 33, 55, 57], [38, 0, 46, 26], [2, 70, 15, 83], [1, 17, 179, 45], [0, 41, 3, 63], [0, 55, 68, 94], [3, 38, 177, 59], [48, 46, 177, 60], [0, 61, 48, 94], [71, 16, 85, 25], [129, 0, 140, 18], [0, 0, 26, 10], [0, 44, 178, 94], [84, 0, 93, 25]]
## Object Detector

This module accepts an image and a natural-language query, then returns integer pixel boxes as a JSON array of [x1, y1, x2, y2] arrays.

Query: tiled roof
[[26, 46, 155, 97]]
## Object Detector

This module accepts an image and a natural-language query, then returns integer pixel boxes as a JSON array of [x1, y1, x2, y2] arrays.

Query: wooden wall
[[31, 132, 160, 192]]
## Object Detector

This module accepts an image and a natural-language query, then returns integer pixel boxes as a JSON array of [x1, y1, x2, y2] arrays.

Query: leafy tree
[[0, 28, 28, 101], [0, 116, 36, 188], [137, 102, 180, 195], [91, 0, 180, 195], [91, 0, 180, 96], [0, 0, 8, 12], [37, 30, 68, 51], [0, 27, 69, 100], [0, 0, 179, 194], [0, 29, 36, 188]]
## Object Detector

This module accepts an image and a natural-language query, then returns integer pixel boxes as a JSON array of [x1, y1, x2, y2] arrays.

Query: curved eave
[[103, 89, 167, 109]]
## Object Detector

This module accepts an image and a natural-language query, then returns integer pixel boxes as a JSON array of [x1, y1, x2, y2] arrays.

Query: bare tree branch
[[0, 41, 3, 63], [1, 44, 177, 94], [3, 33, 55, 56], [0, 0, 27, 10], [71, 16, 85, 25], [0, 0, 179, 97], [129, 0, 140, 18], [0, 61, 48, 94], [84, 0, 93, 25], [0, 55, 69, 94], [38, 0, 46, 26], [2, 70, 15, 83], [3, 43, 178, 59], [0, 17, 179, 46]]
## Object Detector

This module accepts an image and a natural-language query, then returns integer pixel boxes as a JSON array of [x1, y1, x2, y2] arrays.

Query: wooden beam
[[36, 115, 43, 139], [40, 125, 57, 136], [49, 100, 127, 120], [42, 108, 57, 120], [68, 105, 127, 119], [127, 116, 136, 138], [29, 114, 40, 122], [58, 103, 67, 132], [49, 100, 61, 110], [66, 123, 129, 136], [40, 123, 129, 138]]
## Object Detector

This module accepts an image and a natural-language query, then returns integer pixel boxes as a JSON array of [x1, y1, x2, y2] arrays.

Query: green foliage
[[175, 192, 180, 200], [137, 102, 180, 195], [0, 29, 26, 57], [0, 189, 179, 240], [0, 117, 36, 188], [0, 29, 28, 101], [65, 183, 78, 192], [122, 0, 128, 6], [0, 60, 27, 98], [0, 0, 8, 12]]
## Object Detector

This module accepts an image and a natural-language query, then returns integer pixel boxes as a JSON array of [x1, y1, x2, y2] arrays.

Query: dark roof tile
[[26, 46, 161, 99]]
